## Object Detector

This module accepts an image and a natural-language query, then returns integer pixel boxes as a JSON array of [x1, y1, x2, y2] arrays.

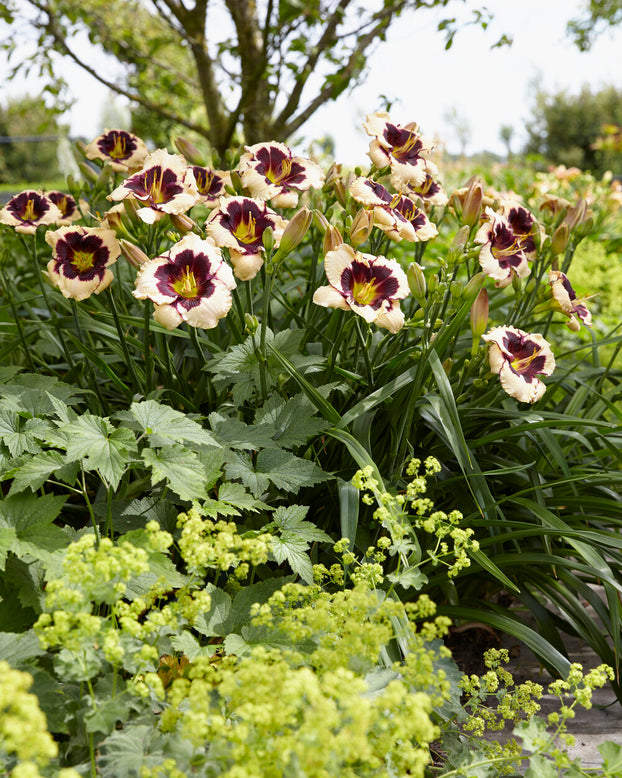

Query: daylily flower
[[133, 233, 236, 330], [405, 161, 448, 207], [237, 141, 324, 208], [84, 129, 149, 173], [191, 166, 232, 207], [205, 196, 287, 280], [482, 325, 555, 403], [0, 190, 62, 234], [499, 201, 539, 261], [349, 177, 437, 243], [363, 111, 431, 188], [108, 149, 199, 224], [47, 191, 82, 225], [312, 243, 410, 333], [45, 226, 120, 300], [475, 207, 532, 288], [549, 270, 593, 330]]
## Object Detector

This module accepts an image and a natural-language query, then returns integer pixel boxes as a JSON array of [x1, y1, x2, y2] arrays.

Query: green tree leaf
[[270, 533, 314, 583]]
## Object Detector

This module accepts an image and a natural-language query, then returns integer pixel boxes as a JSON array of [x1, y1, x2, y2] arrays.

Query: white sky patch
[[1, 0, 621, 162]]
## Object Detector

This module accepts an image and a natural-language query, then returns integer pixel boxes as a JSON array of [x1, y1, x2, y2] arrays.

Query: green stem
[[106, 287, 140, 391], [354, 318, 374, 386], [259, 271, 274, 400], [143, 301, 153, 396], [71, 300, 107, 415], [21, 233, 75, 369], [0, 266, 36, 371]]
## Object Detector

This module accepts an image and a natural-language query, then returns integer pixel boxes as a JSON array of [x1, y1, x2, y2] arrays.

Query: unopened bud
[[550, 222, 569, 256], [174, 136, 204, 165], [75, 139, 88, 157], [273, 207, 312, 258], [333, 178, 347, 209], [229, 169, 243, 195], [564, 199, 588, 231], [313, 210, 330, 234], [462, 272, 486, 302], [96, 164, 113, 187], [442, 357, 453, 376], [452, 224, 471, 249], [428, 273, 438, 294], [170, 213, 197, 234], [123, 198, 141, 221], [323, 225, 343, 255], [462, 179, 483, 227], [244, 313, 259, 334], [450, 280, 462, 298], [407, 262, 427, 304], [119, 239, 150, 268], [262, 226, 275, 252], [349, 209, 374, 248], [324, 162, 342, 188], [470, 288, 489, 339], [78, 161, 99, 184]]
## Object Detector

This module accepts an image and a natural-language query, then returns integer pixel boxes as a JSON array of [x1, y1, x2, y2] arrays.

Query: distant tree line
[[0, 96, 67, 184]]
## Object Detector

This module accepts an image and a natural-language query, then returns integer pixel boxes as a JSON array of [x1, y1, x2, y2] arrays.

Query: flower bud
[[75, 139, 88, 157], [323, 225, 343, 255], [174, 136, 204, 165], [550, 221, 569, 256], [470, 288, 489, 339], [313, 209, 330, 234], [244, 313, 259, 334], [229, 169, 243, 195], [442, 357, 453, 376], [452, 224, 471, 250], [333, 178, 347, 209], [564, 199, 587, 230], [119, 239, 150, 268], [273, 207, 313, 258], [407, 262, 427, 305], [349, 208, 374, 248], [462, 179, 483, 227], [462, 272, 486, 302], [78, 161, 99, 184], [170, 213, 197, 234], [324, 162, 342, 188], [262, 226, 275, 252], [123, 198, 141, 221], [450, 281, 462, 298], [96, 164, 113, 187]]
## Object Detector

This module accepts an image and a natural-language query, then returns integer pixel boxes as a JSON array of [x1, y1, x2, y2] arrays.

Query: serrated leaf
[[386, 566, 428, 591], [271, 504, 332, 542], [194, 584, 231, 637], [208, 412, 278, 451], [225, 448, 330, 497], [0, 409, 43, 456], [61, 413, 137, 489], [0, 493, 68, 568], [221, 578, 292, 634], [98, 724, 165, 778], [525, 754, 558, 778], [0, 374, 82, 417], [85, 695, 132, 735], [142, 444, 208, 502], [514, 715, 550, 754], [128, 400, 219, 448], [7, 450, 67, 495], [254, 393, 329, 449], [170, 630, 210, 659], [0, 630, 43, 665], [217, 482, 268, 512], [598, 741, 622, 773], [270, 533, 314, 583]]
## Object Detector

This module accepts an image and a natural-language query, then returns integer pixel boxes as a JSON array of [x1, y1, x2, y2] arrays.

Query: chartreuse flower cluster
[[154, 579, 448, 778], [348, 457, 479, 586], [0, 661, 79, 778], [456, 649, 614, 774]]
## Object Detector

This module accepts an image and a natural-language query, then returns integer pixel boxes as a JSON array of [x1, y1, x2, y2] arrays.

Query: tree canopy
[[0, 0, 505, 159]]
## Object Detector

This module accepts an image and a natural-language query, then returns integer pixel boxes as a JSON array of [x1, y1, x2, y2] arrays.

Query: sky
[[2, 0, 622, 166]]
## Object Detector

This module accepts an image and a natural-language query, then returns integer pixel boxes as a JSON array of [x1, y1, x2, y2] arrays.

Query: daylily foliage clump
[[0, 113, 621, 777]]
